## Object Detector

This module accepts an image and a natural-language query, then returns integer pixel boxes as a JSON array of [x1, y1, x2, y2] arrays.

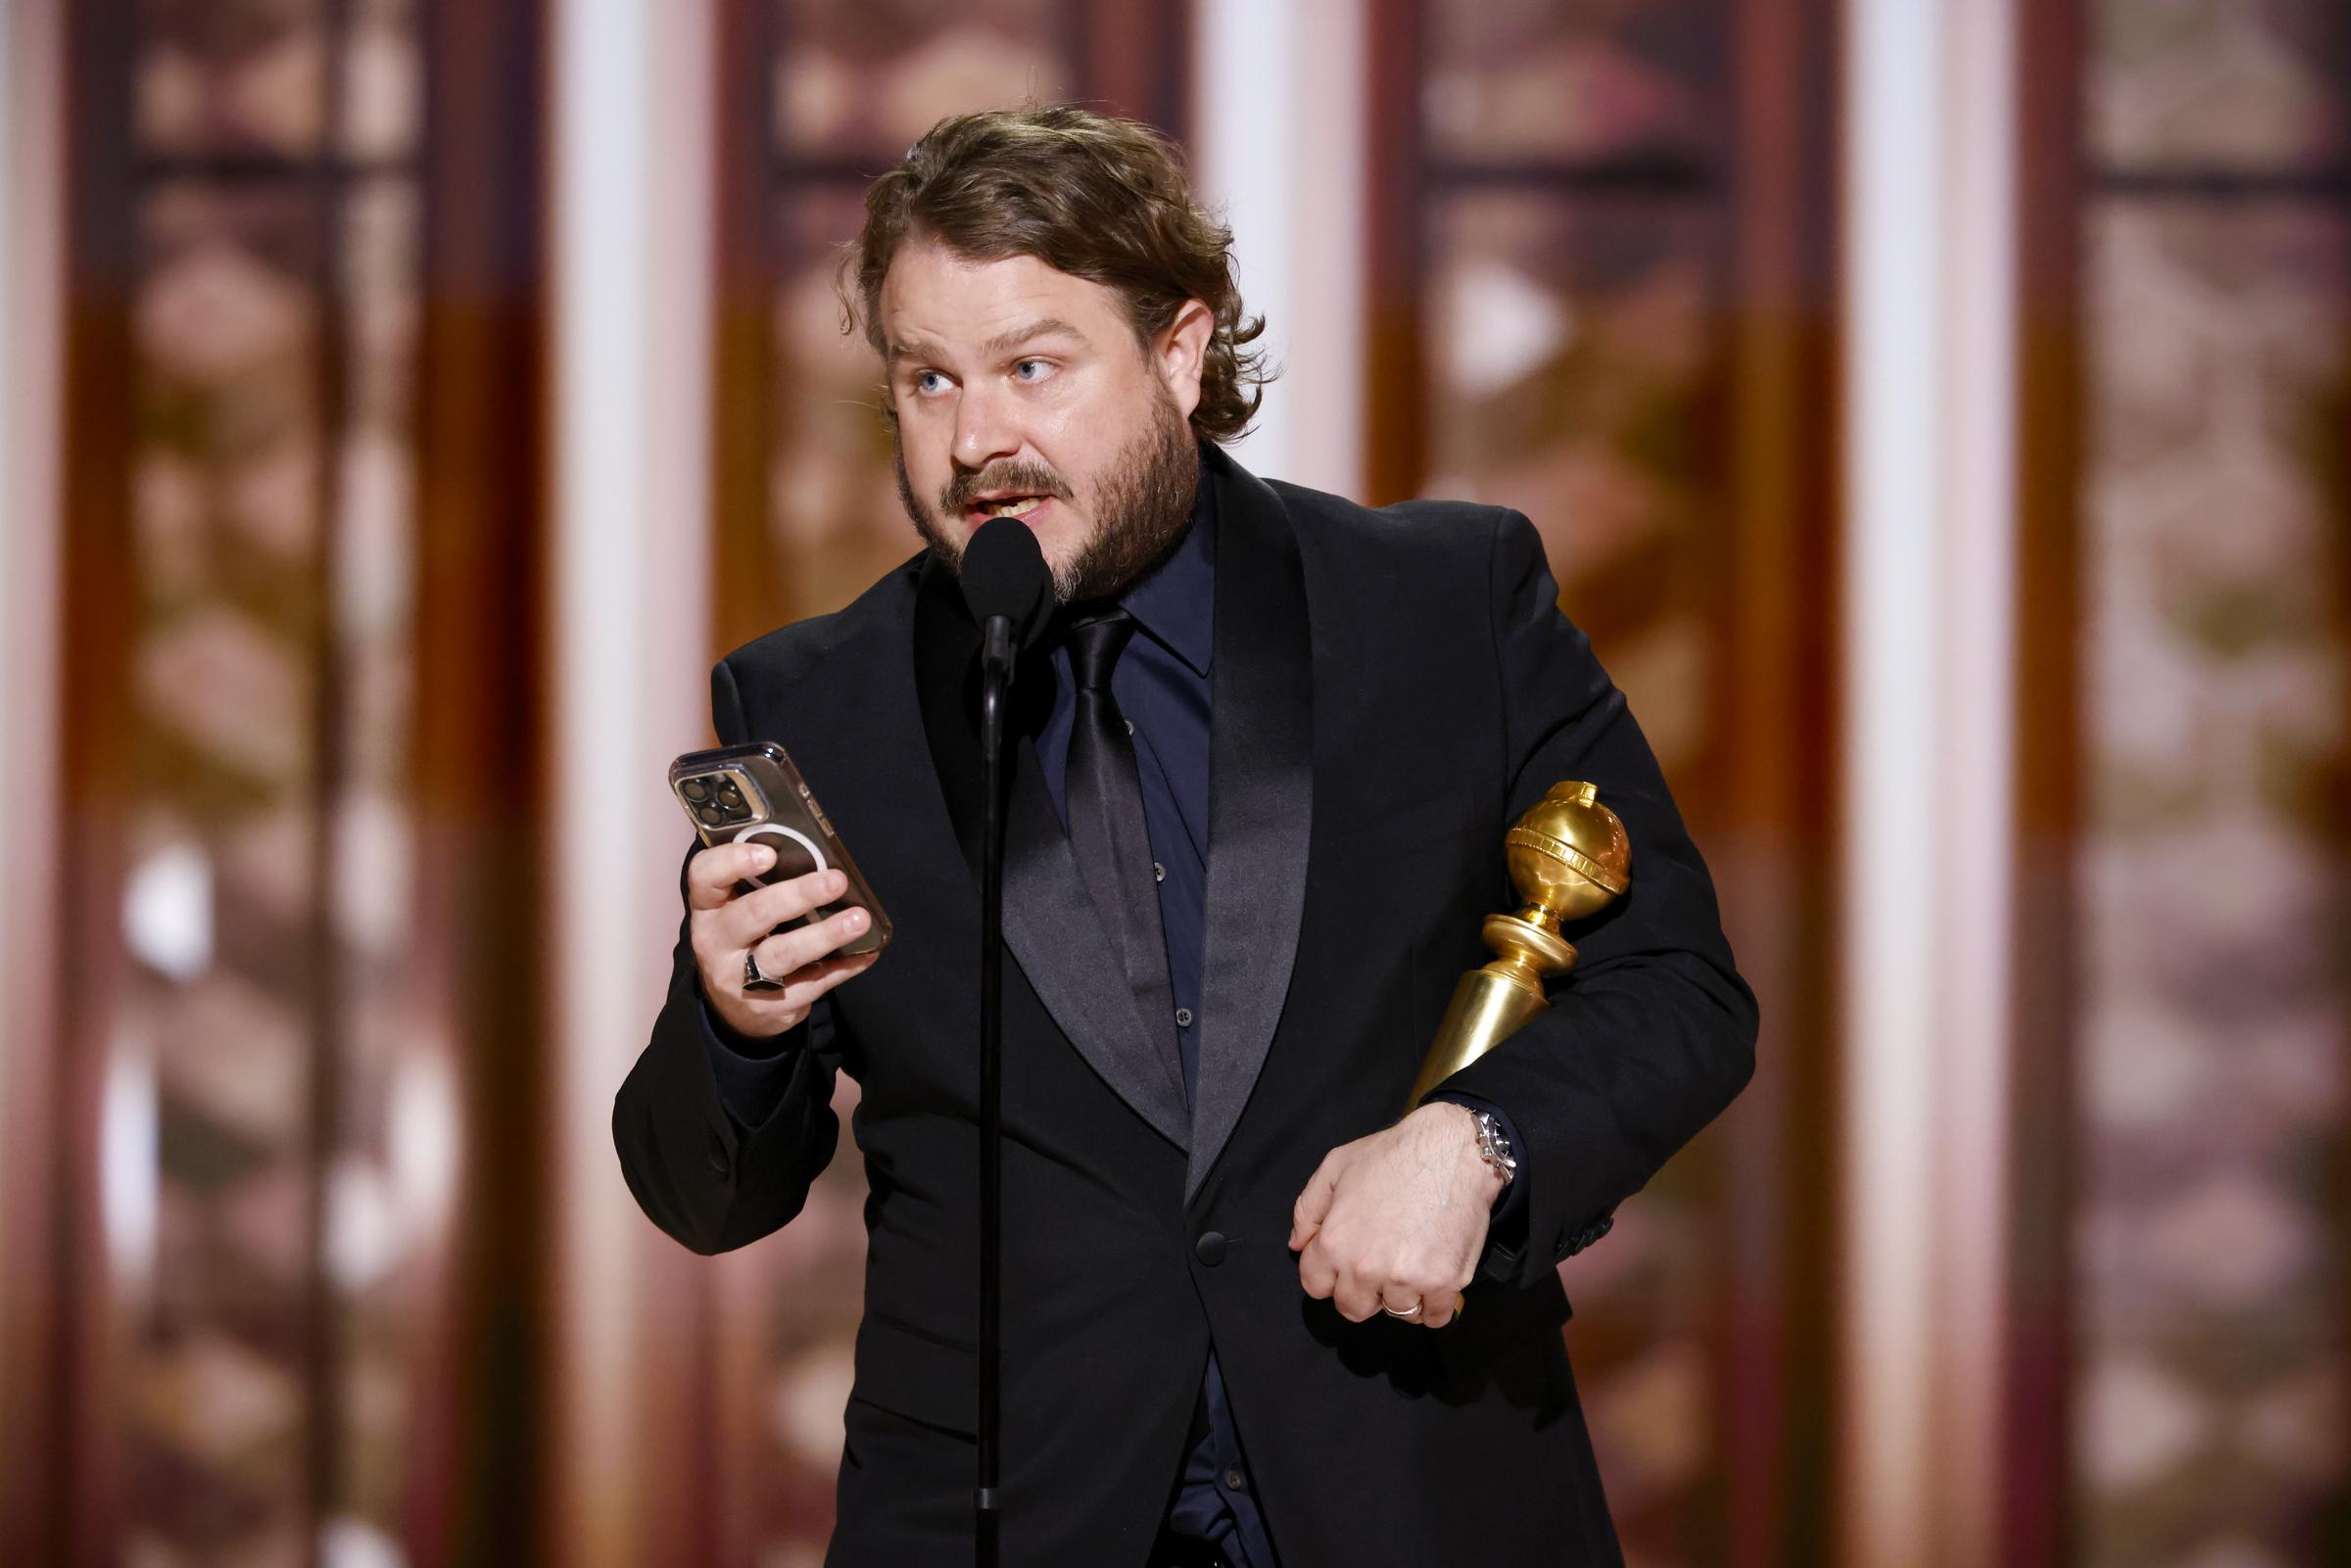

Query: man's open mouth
[[968, 496, 1047, 521]]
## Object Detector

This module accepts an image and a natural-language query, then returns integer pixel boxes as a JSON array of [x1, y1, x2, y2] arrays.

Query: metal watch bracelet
[[1469, 1108, 1517, 1187]]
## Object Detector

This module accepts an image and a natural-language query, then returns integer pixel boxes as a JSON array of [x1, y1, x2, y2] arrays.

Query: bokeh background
[[0, 1, 2344, 1566]]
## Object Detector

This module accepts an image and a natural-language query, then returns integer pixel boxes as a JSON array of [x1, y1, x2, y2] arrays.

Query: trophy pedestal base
[[1408, 967, 1549, 1105]]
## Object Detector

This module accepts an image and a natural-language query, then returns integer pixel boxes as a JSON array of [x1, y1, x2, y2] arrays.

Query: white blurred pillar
[[547, 0, 716, 1562], [1191, 0, 1368, 496], [1839, 2, 2019, 1566]]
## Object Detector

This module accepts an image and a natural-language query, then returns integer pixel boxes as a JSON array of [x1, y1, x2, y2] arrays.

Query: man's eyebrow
[[981, 316, 1086, 357], [885, 334, 944, 367], [888, 317, 1088, 367]]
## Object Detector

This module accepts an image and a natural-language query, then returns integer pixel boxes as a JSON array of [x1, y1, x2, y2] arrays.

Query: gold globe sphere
[[1504, 780, 1632, 926]]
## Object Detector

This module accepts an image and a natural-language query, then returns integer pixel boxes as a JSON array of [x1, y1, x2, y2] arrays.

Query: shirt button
[[1223, 1466, 1247, 1492], [1123, 717, 1135, 736], [1152, 861, 1166, 882], [1175, 1006, 1193, 1028]]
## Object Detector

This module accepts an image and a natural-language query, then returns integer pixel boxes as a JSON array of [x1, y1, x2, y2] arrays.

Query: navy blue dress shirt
[[702, 476, 1526, 1566]]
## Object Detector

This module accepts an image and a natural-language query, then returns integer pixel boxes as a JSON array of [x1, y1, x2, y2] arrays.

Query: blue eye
[[1014, 358, 1051, 382], [913, 370, 949, 395]]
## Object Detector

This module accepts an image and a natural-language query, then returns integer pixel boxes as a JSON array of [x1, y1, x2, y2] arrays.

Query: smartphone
[[668, 741, 892, 957]]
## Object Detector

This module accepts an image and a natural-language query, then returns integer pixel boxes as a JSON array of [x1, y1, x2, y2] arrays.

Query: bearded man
[[614, 105, 1755, 1568]]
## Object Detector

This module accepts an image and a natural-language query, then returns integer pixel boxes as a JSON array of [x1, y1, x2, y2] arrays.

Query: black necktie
[[1062, 611, 1183, 1097]]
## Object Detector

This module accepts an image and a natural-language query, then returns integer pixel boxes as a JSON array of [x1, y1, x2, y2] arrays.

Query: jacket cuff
[[699, 998, 804, 1131]]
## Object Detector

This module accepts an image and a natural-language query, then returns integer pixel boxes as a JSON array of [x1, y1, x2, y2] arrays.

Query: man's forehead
[[879, 246, 1122, 356]]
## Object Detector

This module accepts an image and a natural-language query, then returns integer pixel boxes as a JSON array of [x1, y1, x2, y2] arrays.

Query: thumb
[[1289, 1159, 1338, 1251]]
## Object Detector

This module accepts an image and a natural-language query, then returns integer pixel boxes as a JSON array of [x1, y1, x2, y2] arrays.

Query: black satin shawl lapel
[[912, 563, 1191, 1151], [1184, 452, 1314, 1203]]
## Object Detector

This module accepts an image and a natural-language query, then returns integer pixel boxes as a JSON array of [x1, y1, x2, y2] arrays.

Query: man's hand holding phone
[[690, 840, 879, 1039]]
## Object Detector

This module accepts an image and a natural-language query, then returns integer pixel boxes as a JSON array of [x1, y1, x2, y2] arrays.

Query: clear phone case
[[668, 741, 892, 956]]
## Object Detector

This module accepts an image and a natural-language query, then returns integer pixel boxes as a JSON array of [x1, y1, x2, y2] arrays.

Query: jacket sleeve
[[1435, 509, 1758, 1289], [610, 656, 842, 1255]]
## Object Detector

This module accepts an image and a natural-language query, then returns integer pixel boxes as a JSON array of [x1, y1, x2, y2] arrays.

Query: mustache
[[940, 460, 1072, 515]]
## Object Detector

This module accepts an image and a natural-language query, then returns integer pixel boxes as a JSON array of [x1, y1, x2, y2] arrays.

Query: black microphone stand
[[975, 615, 1015, 1568]]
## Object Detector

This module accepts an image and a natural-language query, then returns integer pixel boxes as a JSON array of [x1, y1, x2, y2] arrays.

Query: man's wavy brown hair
[[842, 105, 1270, 445]]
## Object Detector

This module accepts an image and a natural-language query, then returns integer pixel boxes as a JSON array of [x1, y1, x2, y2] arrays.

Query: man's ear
[[1154, 299, 1216, 423]]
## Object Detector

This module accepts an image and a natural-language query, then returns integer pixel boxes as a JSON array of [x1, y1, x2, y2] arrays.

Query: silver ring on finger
[[743, 948, 786, 993], [1381, 1299, 1424, 1319]]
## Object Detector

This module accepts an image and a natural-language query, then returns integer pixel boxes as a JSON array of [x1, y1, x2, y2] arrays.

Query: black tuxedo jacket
[[613, 447, 1756, 1565]]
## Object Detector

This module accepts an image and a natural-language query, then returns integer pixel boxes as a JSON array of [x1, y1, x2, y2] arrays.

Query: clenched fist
[[1288, 1102, 1504, 1329], [689, 839, 879, 1039]]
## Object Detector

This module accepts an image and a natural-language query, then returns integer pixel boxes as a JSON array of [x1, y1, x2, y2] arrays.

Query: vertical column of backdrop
[[704, 3, 1188, 1554], [318, 5, 433, 1558], [407, 0, 551, 1560], [2062, 5, 2350, 1565], [54, 0, 436, 1561], [1366, 3, 1840, 1566]]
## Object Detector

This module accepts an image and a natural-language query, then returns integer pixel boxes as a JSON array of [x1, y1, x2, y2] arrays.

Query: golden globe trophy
[[1406, 781, 1632, 1107]]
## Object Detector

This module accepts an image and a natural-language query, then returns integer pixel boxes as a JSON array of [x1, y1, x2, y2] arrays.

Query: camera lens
[[682, 779, 709, 802], [696, 803, 723, 825], [718, 782, 744, 807]]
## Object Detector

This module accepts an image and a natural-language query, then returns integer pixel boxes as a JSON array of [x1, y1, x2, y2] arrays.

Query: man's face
[[879, 242, 1210, 604]]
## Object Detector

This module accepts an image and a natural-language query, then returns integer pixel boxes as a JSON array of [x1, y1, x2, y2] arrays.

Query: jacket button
[[1194, 1231, 1227, 1267], [706, 1134, 731, 1177]]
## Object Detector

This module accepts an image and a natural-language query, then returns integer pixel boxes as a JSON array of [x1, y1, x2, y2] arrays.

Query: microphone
[[959, 516, 1053, 678]]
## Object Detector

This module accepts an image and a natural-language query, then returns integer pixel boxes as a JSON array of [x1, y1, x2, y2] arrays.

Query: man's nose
[[951, 383, 1023, 473]]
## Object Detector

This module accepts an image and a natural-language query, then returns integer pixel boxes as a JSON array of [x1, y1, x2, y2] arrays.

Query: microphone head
[[958, 516, 1054, 651]]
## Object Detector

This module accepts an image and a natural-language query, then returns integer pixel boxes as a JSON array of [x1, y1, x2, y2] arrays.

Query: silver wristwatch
[[1469, 1109, 1517, 1187]]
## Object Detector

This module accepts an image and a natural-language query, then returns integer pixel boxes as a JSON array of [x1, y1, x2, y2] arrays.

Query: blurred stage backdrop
[[0, 2, 2344, 1566]]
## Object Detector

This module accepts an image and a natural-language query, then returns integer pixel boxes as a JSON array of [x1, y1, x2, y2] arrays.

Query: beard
[[894, 386, 1200, 606]]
